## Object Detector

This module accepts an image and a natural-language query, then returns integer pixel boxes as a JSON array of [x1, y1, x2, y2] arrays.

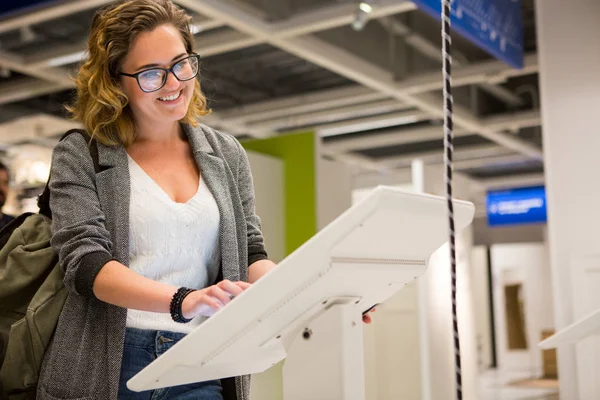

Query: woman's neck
[[134, 120, 184, 145]]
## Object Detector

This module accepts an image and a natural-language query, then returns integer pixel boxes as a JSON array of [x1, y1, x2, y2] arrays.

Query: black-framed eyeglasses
[[119, 54, 200, 93]]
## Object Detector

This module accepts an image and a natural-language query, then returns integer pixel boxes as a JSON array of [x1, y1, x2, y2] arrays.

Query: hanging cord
[[441, 1, 462, 399]]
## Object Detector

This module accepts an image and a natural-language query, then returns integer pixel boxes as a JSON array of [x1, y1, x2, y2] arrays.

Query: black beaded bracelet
[[170, 287, 196, 323]]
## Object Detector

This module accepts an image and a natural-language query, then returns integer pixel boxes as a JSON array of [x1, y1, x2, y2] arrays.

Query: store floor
[[479, 370, 559, 400]]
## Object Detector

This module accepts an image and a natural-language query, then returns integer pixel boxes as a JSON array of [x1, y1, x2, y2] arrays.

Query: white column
[[413, 163, 479, 399], [535, 1, 600, 398]]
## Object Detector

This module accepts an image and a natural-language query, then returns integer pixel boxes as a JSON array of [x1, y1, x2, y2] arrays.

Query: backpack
[[0, 130, 99, 400]]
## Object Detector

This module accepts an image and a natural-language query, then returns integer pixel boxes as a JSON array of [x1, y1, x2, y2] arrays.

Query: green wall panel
[[241, 131, 316, 255]]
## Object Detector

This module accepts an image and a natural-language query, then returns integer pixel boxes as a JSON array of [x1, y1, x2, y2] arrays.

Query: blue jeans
[[118, 327, 223, 400]]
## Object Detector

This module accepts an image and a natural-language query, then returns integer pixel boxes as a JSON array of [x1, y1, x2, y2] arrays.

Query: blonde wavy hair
[[68, 0, 210, 147]]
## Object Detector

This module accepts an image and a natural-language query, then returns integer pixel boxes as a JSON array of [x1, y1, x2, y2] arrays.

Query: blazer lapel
[[184, 124, 240, 281]]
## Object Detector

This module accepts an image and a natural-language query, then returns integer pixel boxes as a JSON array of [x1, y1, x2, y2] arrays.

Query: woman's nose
[[163, 71, 180, 91]]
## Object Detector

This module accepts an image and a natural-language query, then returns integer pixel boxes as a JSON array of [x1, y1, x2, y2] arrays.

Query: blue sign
[[487, 186, 547, 227], [411, 0, 524, 69], [0, 1, 60, 18]]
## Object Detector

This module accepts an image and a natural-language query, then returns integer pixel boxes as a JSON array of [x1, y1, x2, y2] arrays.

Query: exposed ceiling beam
[[0, 0, 113, 35], [27, 28, 261, 69], [26, 17, 227, 69], [0, 0, 543, 167], [0, 114, 81, 145], [174, 0, 542, 158], [478, 83, 523, 107], [380, 17, 524, 107], [8, 0, 537, 120], [397, 53, 539, 95], [0, 79, 67, 105], [197, 29, 263, 57], [452, 154, 532, 171], [480, 109, 542, 132], [245, 99, 411, 131], [0, 50, 73, 87], [378, 144, 514, 168], [269, 0, 417, 38], [316, 110, 431, 137], [323, 110, 541, 154], [20, 0, 416, 75], [209, 54, 537, 136], [214, 86, 387, 124], [190, 16, 227, 32], [323, 124, 457, 154], [198, 0, 543, 158], [26, 42, 87, 69]]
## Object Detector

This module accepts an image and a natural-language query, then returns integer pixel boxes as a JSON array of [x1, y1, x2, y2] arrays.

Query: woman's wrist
[[170, 287, 197, 323]]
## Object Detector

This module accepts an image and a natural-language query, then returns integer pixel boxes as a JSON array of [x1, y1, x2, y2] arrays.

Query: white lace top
[[126, 155, 221, 333]]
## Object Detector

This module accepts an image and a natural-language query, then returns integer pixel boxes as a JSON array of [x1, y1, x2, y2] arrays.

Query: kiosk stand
[[128, 186, 475, 399], [539, 309, 600, 350]]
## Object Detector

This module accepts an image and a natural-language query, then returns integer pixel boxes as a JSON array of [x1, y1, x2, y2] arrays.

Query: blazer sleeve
[[233, 139, 269, 266], [49, 133, 113, 297]]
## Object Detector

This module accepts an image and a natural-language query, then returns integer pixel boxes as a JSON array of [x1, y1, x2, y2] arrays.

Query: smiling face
[[119, 24, 195, 132]]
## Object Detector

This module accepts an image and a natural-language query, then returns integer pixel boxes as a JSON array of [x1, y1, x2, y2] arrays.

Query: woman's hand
[[362, 307, 376, 324], [181, 280, 251, 319]]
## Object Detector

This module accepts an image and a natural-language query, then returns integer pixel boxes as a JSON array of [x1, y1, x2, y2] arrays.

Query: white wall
[[416, 164, 479, 400], [317, 158, 353, 230], [490, 243, 554, 377], [352, 183, 422, 400], [366, 282, 422, 400], [246, 151, 286, 264], [535, 1, 600, 397], [351, 166, 482, 399], [355, 164, 479, 400], [245, 151, 285, 400], [249, 153, 356, 399]]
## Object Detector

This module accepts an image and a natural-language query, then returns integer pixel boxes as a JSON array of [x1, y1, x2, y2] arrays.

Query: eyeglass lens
[[137, 56, 199, 92]]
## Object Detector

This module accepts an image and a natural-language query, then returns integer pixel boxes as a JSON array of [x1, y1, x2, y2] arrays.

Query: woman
[[38, 1, 276, 399]]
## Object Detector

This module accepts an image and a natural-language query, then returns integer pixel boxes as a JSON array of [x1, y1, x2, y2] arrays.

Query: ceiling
[[0, 0, 544, 201]]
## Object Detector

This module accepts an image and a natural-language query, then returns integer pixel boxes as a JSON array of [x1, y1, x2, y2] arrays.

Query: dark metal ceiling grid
[[0, 0, 544, 187], [201, 44, 354, 109], [0, 8, 95, 54]]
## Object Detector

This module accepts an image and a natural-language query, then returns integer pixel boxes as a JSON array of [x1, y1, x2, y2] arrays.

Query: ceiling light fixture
[[359, 2, 373, 13], [352, 1, 373, 31], [47, 50, 87, 67], [318, 114, 422, 137]]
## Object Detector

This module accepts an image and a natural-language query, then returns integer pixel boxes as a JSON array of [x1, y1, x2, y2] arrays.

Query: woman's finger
[[217, 280, 244, 297], [198, 293, 221, 310], [209, 285, 233, 305], [234, 281, 252, 290]]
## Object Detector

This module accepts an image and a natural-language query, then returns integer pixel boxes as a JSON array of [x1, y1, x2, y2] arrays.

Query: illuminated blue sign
[[487, 186, 547, 227], [411, 0, 524, 69]]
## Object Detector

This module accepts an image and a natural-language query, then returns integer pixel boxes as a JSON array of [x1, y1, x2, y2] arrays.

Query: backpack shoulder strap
[[37, 129, 100, 218]]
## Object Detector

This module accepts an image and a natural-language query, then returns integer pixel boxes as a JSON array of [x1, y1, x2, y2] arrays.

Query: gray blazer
[[37, 123, 267, 400]]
